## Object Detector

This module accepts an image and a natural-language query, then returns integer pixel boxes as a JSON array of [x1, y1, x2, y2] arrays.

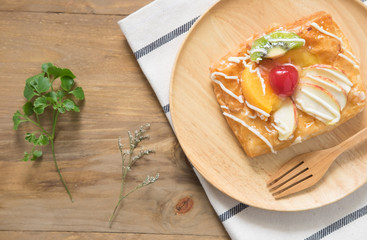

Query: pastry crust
[[210, 11, 366, 157]]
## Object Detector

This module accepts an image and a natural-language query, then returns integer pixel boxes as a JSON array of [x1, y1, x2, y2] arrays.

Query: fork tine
[[268, 163, 308, 192], [272, 171, 313, 199], [267, 157, 305, 187]]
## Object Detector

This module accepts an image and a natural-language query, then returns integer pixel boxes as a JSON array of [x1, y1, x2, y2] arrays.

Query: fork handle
[[332, 127, 367, 154]]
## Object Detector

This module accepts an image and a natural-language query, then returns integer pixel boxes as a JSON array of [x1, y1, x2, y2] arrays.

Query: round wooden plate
[[170, 0, 367, 211]]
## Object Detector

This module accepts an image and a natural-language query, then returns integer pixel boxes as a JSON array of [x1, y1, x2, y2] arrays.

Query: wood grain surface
[[0, 1, 228, 239], [170, 0, 367, 211]]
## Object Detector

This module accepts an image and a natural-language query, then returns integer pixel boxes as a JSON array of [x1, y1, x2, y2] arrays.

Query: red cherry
[[269, 65, 299, 96]]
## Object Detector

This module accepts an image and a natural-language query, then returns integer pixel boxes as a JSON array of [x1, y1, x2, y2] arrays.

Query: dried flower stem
[[109, 124, 159, 228]]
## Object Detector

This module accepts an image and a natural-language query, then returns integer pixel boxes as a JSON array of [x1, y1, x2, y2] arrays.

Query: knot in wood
[[175, 196, 193, 214]]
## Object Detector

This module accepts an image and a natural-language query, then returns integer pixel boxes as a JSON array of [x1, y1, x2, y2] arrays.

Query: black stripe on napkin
[[305, 204, 367, 240], [219, 203, 249, 222], [162, 104, 170, 113], [134, 16, 200, 59]]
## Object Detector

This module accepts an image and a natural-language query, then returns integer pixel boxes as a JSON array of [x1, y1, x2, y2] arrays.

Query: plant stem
[[24, 114, 51, 138], [50, 110, 73, 202], [51, 139, 73, 202], [109, 181, 145, 227]]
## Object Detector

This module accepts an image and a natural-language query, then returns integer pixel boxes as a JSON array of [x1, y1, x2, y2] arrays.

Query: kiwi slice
[[250, 31, 305, 62]]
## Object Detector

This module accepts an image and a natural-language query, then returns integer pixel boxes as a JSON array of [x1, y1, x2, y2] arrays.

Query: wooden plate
[[170, 0, 367, 211]]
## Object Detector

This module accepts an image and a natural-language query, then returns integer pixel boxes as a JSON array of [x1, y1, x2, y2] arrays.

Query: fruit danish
[[210, 11, 366, 157]]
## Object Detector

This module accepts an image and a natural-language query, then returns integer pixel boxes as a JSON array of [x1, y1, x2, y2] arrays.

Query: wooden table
[[0, 1, 229, 239]]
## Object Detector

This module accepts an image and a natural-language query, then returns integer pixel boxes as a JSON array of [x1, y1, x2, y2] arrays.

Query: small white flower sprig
[[109, 123, 159, 227]]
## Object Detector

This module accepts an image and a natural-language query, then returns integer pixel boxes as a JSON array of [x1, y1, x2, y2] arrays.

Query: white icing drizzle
[[291, 136, 302, 145], [256, 68, 266, 95], [310, 22, 360, 66], [342, 47, 360, 63], [310, 22, 343, 42], [233, 56, 266, 95], [315, 67, 353, 86], [248, 114, 257, 119], [301, 88, 340, 117], [211, 72, 239, 82], [353, 91, 366, 101], [269, 38, 305, 45], [245, 101, 270, 118], [228, 56, 250, 63], [211, 73, 244, 103], [250, 48, 268, 55], [305, 74, 342, 91], [220, 105, 229, 110], [243, 61, 257, 73], [223, 112, 276, 153], [264, 126, 273, 133], [338, 53, 360, 69], [305, 122, 314, 129], [283, 63, 297, 68]]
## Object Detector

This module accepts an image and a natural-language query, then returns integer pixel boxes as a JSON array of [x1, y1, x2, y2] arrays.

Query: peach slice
[[293, 83, 341, 125], [303, 64, 353, 93], [300, 75, 347, 110], [272, 98, 298, 141], [241, 66, 281, 114]]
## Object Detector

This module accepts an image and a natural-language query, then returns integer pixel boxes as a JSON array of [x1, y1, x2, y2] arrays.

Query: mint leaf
[[24, 83, 36, 101], [31, 75, 51, 94], [13, 111, 25, 130], [33, 96, 48, 114], [23, 102, 34, 116], [31, 150, 42, 160], [36, 134, 49, 146], [45, 91, 57, 104], [26, 73, 43, 84], [73, 104, 80, 112], [25, 133, 36, 143], [22, 152, 30, 161], [58, 106, 65, 113], [42, 62, 53, 73], [61, 76, 74, 92], [63, 99, 75, 111], [47, 66, 75, 79], [70, 87, 84, 100], [56, 90, 66, 100]]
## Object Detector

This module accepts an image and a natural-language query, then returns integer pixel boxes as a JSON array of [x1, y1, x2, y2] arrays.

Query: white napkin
[[119, 1, 367, 239]]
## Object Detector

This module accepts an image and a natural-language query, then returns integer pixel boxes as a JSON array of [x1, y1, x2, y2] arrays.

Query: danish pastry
[[210, 11, 365, 157]]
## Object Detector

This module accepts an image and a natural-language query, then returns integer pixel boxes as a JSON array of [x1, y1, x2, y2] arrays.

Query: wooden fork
[[267, 127, 367, 199]]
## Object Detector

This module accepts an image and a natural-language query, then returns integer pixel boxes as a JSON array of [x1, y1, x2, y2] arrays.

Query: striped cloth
[[119, 0, 367, 239]]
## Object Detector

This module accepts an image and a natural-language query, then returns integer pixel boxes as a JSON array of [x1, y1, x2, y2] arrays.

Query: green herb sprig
[[109, 123, 159, 227], [13, 63, 85, 202]]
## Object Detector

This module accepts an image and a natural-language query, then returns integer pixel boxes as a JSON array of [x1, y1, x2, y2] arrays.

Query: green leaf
[[58, 106, 65, 113], [25, 133, 36, 143], [45, 91, 57, 104], [47, 66, 75, 79], [33, 96, 48, 114], [63, 99, 75, 111], [23, 102, 34, 116], [56, 90, 66, 100], [70, 87, 84, 100], [42, 62, 53, 73], [31, 150, 43, 160], [26, 73, 43, 84], [61, 76, 74, 92], [22, 152, 30, 161], [13, 111, 25, 130], [36, 134, 49, 146], [24, 83, 36, 101], [30, 75, 51, 94], [73, 104, 80, 112]]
